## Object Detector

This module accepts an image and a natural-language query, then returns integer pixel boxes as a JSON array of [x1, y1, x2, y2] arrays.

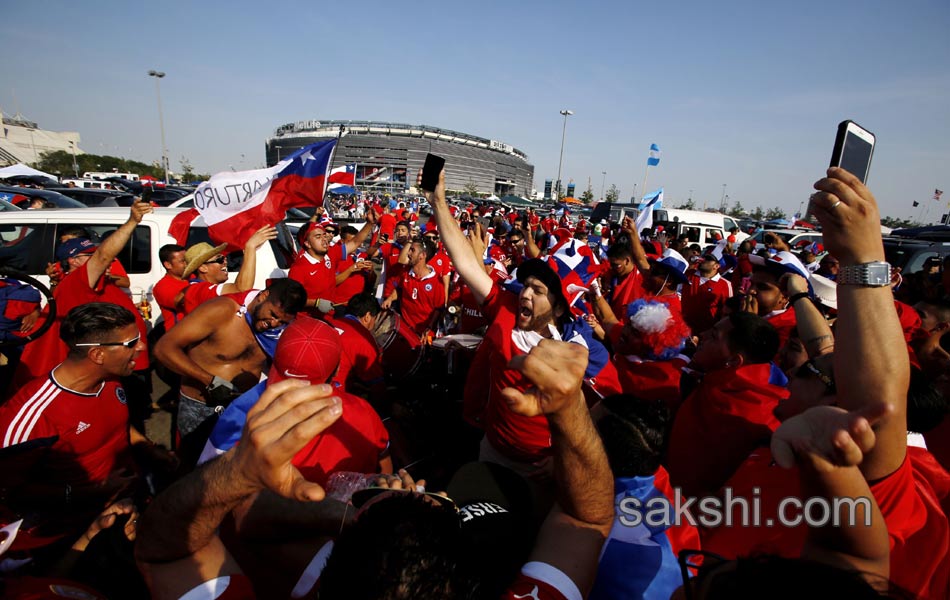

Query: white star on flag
[[299, 149, 315, 163]]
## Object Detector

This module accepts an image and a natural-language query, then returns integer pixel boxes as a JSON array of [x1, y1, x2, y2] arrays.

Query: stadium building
[[265, 120, 534, 197]]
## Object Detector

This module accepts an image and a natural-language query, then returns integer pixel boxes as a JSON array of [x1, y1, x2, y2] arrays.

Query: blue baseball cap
[[55, 238, 97, 261]]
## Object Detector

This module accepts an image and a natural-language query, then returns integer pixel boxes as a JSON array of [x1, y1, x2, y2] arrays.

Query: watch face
[[867, 263, 891, 286]]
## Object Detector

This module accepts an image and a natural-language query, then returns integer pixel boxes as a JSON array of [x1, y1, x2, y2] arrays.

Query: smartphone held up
[[806, 119, 875, 220], [420, 153, 445, 192], [829, 119, 875, 184]]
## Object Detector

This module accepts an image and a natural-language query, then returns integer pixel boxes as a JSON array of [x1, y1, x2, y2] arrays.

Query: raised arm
[[421, 169, 493, 304], [344, 208, 377, 255], [772, 402, 891, 585], [503, 340, 614, 597], [812, 167, 909, 481], [86, 200, 152, 288], [225, 225, 277, 294], [620, 216, 651, 275], [781, 273, 834, 357], [524, 225, 542, 259]]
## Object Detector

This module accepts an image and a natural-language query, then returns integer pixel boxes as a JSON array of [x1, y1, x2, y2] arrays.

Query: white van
[[61, 179, 117, 190], [653, 209, 749, 242], [0, 207, 296, 326], [83, 171, 140, 182]]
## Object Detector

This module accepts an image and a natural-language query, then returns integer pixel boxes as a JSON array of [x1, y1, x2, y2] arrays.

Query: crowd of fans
[[0, 165, 948, 599]]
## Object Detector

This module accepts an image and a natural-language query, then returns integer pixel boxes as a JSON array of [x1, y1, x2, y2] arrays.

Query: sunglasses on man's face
[[204, 256, 226, 265], [75, 334, 141, 349]]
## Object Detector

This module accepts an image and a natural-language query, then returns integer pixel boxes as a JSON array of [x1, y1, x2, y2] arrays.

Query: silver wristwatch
[[837, 261, 892, 287]]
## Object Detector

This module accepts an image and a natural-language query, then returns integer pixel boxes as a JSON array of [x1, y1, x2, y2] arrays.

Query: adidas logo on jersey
[[76, 421, 91, 434]]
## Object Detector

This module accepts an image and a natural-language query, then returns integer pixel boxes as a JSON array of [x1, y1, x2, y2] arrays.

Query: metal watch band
[[837, 262, 892, 287]]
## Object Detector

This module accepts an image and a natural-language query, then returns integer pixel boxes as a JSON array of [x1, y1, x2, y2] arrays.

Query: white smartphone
[[830, 120, 875, 184]]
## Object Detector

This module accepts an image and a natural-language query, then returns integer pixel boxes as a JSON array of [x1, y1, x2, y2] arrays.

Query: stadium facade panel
[[265, 120, 534, 196]]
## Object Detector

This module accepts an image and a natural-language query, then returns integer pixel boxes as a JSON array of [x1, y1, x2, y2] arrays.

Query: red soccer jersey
[[428, 249, 453, 279], [332, 252, 369, 306], [182, 280, 226, 315], [379, 242, 407, 298], [330, 315, 384, 392], [152, 274, 189, 328], [0, 372, 131, 486], [377, 212, 396, 241], [398, 267, 445, 336], [15, 262, 149, 384], [666, 363, 786, 497], [681, 273, 732, 335], [288, 244, 346, 307]]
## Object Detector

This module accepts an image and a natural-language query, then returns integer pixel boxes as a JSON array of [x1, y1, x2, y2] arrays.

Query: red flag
[[168, 207, 200, 246]]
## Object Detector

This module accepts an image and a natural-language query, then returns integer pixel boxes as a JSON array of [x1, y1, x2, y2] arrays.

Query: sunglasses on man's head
[[350, 486, 457, 513], [75, 334, 141, 349]]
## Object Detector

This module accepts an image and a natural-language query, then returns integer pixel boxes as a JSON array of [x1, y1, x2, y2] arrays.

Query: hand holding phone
[[420, 153, 445, 192]]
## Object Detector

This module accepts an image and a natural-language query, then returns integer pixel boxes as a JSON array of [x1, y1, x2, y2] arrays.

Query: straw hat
[[183, 242, 228, 278]]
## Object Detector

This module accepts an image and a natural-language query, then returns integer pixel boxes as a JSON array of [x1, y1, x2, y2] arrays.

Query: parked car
[[590, 201, 639, 225], [750, 228, 823, 250], [47, 187, 137, 207], [0, 207, 297, 326], [653, 220, 728, 247], [883, 236, 950, 274], [0, 185, 86, 209]]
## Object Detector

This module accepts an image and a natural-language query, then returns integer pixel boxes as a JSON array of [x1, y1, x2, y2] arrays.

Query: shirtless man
[[153, 278, 307, 467]]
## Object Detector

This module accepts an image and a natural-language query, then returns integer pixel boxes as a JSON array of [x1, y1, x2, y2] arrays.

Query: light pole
[[275, 145, 283, 162], [147, 70, 170, 184], [555, 109, 573, 200], [68, 140, 79, 178], [720, 184, 727, 212], [600, 171, 607, 202]]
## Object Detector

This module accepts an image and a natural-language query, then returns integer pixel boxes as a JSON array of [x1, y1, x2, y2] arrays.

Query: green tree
[[751, 206, 765, 220], [678, 198, 696, 210], [36, 150, 166, 179], [180, 156, 195, 181], [605, 184, 620, 203], [729, 200, 746, 217], [580, 183, 594, 204], [881, 216, 923, 229], [463, 179, 479, 197], [765, 207, 787, 221]]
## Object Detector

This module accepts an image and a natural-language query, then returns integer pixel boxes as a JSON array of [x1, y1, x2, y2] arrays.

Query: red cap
[[268, 316, 343, 385]]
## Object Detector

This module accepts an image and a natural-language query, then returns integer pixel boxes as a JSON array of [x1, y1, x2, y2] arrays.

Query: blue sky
[[2, 0, 948, 220]]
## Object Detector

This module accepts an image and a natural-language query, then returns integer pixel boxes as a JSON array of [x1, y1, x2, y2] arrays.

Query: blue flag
[[647, 143, 661, 166]]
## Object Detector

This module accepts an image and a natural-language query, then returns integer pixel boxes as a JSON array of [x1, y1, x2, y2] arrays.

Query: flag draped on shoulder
[[636, 188, 664, 232], [647, 143, 661, 166], [175, 140, 337, 249]]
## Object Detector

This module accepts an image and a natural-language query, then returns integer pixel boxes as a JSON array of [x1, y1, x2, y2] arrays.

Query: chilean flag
[[169, 141, 337, 250], [327, 163, 357, 192]]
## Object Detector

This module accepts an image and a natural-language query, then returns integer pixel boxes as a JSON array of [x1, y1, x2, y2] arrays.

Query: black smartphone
[[829, 120, 875, 184], [420, 153, 445, 192], [141, 185, 153, 204]]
